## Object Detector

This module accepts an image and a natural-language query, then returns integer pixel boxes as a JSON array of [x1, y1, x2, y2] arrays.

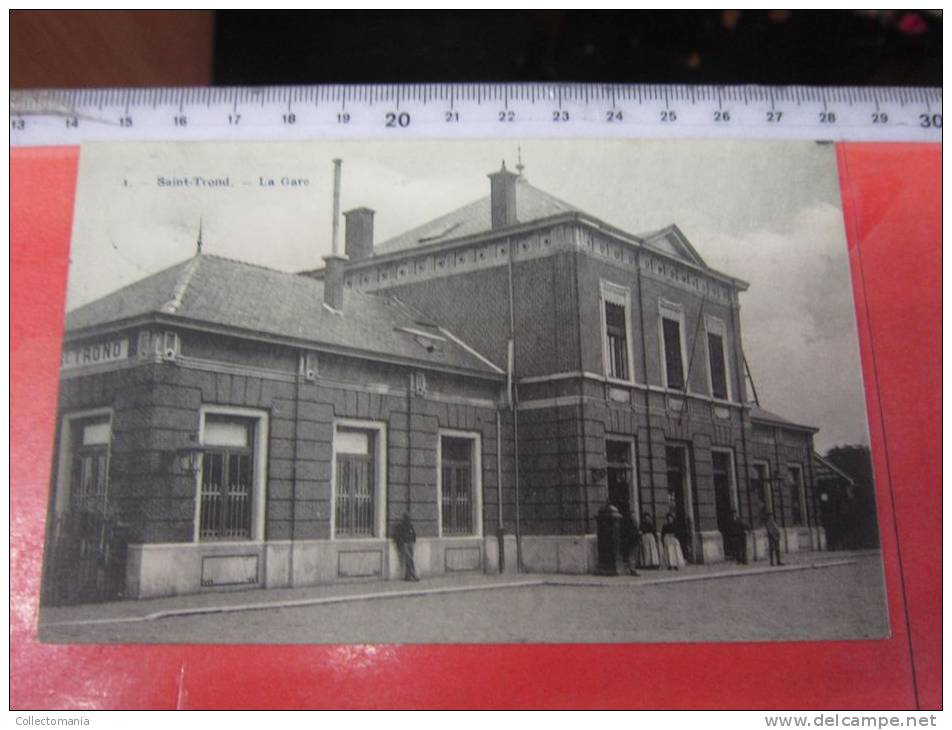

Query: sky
[[69, 139, 869, 452]]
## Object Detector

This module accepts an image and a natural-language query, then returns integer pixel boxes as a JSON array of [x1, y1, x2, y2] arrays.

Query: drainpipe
[[496, 408, 505, 573], [512, 381, 523, 572], [406, 379, 412, 515], [806, 436, 822, 551], [635, 256, 658, 523], [729, 290, 755, 558], [573, 249, 592, 535], [506, 238, 523, 571], [773, 426, 788, 551], [289, 373, 300, 587]]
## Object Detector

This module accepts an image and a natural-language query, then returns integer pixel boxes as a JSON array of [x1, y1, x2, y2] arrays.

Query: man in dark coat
[[621, 509, 641, 576], [393, 512, 419, 581], [730, 510, 750, 564], [765, 512, 784, 566]]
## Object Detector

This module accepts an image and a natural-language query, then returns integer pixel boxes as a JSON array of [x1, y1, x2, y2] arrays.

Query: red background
[[10, 143, 941, 710]]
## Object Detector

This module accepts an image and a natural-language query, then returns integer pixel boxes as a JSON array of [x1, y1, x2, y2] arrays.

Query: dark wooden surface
[[11, 10, 214, 88]]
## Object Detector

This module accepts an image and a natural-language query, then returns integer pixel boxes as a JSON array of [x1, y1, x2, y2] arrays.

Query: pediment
[[644, 225, 707, 268]]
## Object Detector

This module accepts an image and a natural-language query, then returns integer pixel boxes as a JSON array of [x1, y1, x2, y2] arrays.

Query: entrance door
[[606, 439, 634, 516], [46, 415, 126, 605], [665, 444, 693, 561], [712, 451, 735, 558]]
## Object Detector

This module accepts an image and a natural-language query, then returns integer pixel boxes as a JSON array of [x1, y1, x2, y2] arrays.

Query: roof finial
[[515, 146, 525, 176], [500, 159, 507, 172], [196, 217, 203, 255]]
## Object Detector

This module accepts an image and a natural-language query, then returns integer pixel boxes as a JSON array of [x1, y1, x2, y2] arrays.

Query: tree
[[824, 444, 880, 549]]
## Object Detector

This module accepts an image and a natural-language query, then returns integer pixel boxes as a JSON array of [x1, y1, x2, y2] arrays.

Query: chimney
[[344, 207, 375, 261], [488, 161, 519, 229], [323, 253, 348, 310], [323, 158, 348, 310]]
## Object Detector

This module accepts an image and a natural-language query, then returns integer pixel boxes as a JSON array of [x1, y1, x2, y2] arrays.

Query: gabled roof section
[[373, 176, 579, 255], [65, 255, 504, 378], [812, 452, 857, 485], [642, 224, 707, 267], [749, 404, 819, 433]]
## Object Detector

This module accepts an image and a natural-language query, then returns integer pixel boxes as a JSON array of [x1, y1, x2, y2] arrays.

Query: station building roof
[[65, 253, 505, 379]]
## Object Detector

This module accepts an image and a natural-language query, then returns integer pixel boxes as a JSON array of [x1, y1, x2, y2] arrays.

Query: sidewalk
[[39, 549, 880, 628]]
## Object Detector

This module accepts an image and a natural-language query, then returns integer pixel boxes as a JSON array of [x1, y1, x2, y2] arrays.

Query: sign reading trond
[[60, 338, 128, 371]]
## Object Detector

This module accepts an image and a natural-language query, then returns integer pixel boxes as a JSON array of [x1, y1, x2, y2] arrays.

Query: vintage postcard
[[36, 139, 888, 644]]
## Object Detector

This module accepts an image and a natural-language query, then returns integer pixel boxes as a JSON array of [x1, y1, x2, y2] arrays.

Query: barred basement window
[[440, 436, 475, 536], [200, 416, 255, 540]]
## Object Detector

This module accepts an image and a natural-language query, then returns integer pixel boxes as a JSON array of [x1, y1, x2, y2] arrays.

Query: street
[[38, 552, 889, 644]]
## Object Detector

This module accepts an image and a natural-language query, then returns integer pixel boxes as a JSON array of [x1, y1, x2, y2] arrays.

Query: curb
[[39, 557, 861, 629], [545, 558, 858, 589]]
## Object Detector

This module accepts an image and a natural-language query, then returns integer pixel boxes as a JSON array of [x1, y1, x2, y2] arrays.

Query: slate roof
[[65, 254, 504, 377], [373, 177, 580, 254], [749, 404, 818, 432]]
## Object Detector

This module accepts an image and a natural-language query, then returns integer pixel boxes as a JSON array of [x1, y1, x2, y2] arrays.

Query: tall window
[[787, 464, 806, 526], [662, 317, 685, 390], [605, 302, 629, 380], [601, 282, 632, 382], [335, 428, 376, 537], [200, 416, 255, 540], [707, 332, 728, 399], [440, 436, 476, 535]]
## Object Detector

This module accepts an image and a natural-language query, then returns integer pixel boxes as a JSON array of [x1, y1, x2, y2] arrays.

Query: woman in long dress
[[638, 511, 661, 569], [660, 512, 686, 570]]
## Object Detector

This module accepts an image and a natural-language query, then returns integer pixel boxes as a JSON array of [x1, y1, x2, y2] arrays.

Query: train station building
[[44, 161, 826, 604]]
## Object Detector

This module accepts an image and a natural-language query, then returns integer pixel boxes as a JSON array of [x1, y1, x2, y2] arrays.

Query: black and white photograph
[[38, 139, 888, 644]]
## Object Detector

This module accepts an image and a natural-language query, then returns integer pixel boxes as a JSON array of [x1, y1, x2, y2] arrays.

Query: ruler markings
[[10, 84, 941, 145]]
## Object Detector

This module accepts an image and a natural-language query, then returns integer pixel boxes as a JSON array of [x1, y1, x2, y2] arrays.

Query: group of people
[[621, 510, 686, 575], [727, 509, 784, 566], [394, 506, 786, 583], [624, 508, 786, 574]]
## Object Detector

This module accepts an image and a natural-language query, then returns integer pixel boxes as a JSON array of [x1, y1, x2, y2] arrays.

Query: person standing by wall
[[765, 512, 784, 566], [621, 510, 641, 576], [393, 512, 420, 582], [661, 512, 686, 571], [639, 510, 661, 569], [731, 510, 750, 564]]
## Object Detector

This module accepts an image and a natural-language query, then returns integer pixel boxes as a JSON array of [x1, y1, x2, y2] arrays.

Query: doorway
[[665, 444, 694, 561], [606, 438, 635, 517], [712, 450, 736, 559]]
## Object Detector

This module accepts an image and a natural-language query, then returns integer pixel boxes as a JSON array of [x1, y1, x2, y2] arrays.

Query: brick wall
[[52, 329, 512, 549], [378, 251, 581, 378]]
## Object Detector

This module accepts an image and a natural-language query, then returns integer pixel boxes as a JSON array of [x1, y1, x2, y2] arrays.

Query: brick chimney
[[344, 207, 375, 261], [488, 161, 519, 229], [323, 254, 348, 311]]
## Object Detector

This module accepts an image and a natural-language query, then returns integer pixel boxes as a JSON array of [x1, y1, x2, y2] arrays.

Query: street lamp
[[176, 434, 204, 477]]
